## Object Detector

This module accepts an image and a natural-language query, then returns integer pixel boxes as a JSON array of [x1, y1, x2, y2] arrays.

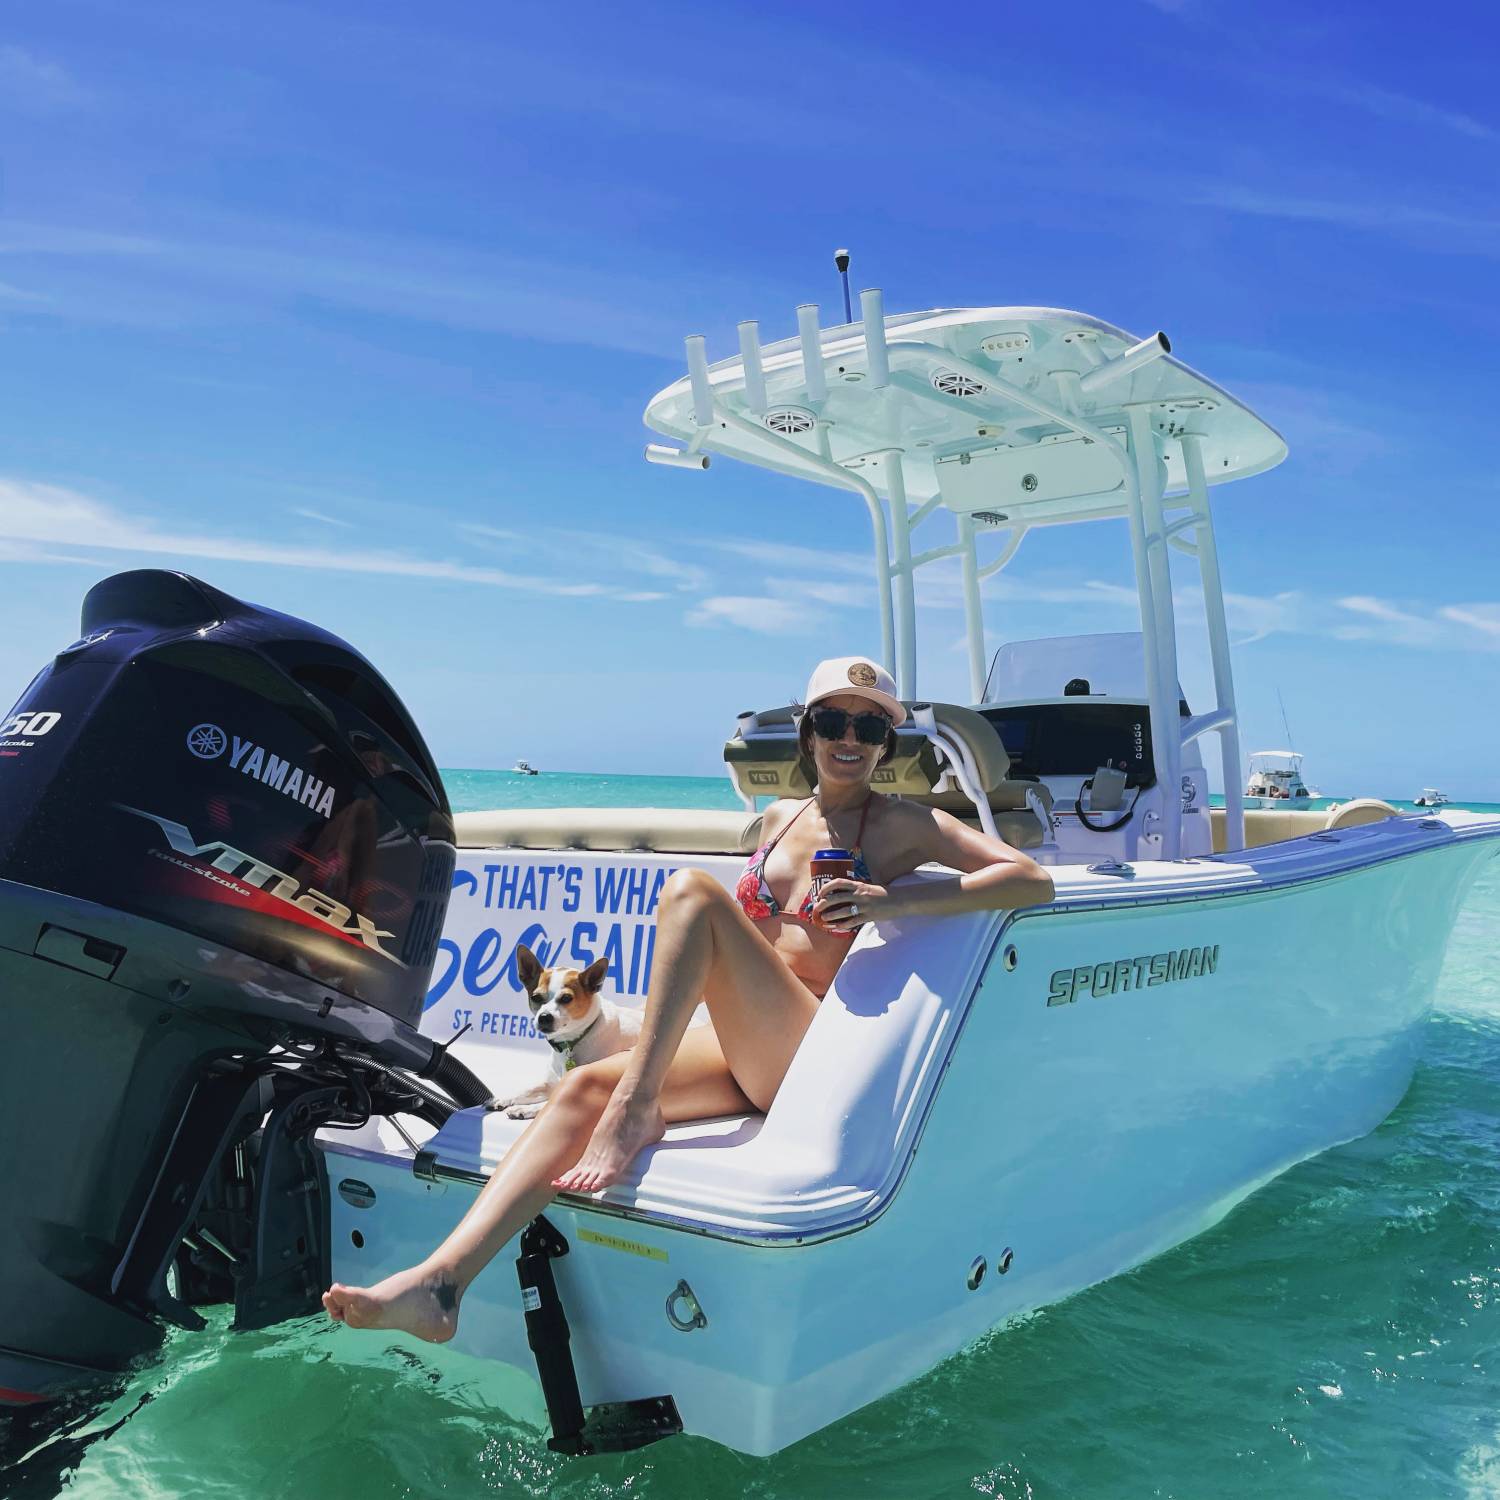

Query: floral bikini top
[[735, 797, 874, 930]]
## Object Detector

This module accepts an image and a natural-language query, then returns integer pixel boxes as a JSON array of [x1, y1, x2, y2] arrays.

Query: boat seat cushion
[[724, 699, 1046, 841], [894, 701, 1053, 817], [454, 807, 765, 854], [724, 698, 1037, 812], [456, 801, 1042, 855], [1209, 801, 1400, 852], [724, 705, 943, 800], [905, 781, 1055, 820], [400, 881, 1009, 1241], [1323, 798, 1399, 831], [942, 807, 1045, 848], [909, 701, 1011, 790]]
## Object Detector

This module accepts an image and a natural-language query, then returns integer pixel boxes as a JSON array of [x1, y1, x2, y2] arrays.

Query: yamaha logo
[[183, 722, 339, 819], [186, 723, 228, 760]]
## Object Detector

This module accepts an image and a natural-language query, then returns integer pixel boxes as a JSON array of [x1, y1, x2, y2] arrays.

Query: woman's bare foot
[[322, 1263, 462, 1343], [552, 1089, 665, 1194]]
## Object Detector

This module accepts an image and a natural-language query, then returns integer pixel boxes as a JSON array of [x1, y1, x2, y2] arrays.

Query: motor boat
[[1414, 788, 1451, 807], [3, 300, 1497, 1460], [1243, 749, 1317, 808], [512, 760, 539, 776]]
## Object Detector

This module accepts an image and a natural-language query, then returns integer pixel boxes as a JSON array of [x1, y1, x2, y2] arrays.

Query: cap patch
[[848, 662, 878, 687]]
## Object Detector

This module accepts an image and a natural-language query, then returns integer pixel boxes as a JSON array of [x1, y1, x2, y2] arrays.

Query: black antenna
[[1277, 686, 1296, 753], [834, 248, 852, 324]]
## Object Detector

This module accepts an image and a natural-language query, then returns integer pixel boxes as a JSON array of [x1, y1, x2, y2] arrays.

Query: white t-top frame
[[645, 298, 1288, 856]]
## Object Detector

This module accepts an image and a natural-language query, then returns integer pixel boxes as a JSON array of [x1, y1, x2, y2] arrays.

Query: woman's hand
[[814, 878, 900, 933]]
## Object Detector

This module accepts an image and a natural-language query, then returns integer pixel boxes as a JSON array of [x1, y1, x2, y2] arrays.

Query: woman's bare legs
[[321, 1028, 749, 1341], [553, 868, 820, 1193], [323, 871, 819, 1340]]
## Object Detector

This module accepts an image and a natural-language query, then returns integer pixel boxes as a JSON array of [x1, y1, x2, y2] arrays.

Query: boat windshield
[[983, 632, 1185, 704]]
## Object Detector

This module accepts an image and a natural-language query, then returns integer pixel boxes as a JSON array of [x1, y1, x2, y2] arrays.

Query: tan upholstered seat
[[722, 706, 810, 799], [951, 809, 1045, 848], [1323, 799, 1399, 831], [1208, 800, 1399, 852], [896, 702, 1056, 819], [724, 706, 941, 802], [724, 700, 1049, 844], [454, 807, 764, 854]]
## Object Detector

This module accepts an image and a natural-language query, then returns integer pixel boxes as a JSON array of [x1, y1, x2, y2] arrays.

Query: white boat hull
[[323, 811, 1500, 1454]]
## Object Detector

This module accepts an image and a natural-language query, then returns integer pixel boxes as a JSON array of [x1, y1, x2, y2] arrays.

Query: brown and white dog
[[490, 943, 642, 1119]]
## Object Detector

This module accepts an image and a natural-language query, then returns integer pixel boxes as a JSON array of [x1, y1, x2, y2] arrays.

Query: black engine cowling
[[0, 571, 472, 1403], [0, 569, 454, 1020]]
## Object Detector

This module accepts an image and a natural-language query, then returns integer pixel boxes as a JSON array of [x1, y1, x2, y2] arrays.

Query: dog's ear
[[580, 956, 609, 993], [514, 943, 542, 992]]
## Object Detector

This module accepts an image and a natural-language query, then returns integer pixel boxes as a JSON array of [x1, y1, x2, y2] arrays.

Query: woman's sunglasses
[[808, 706, 892, 745]]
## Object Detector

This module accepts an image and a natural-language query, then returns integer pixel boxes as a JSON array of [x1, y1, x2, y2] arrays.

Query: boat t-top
[[1244, 749, 1316, 807], [2, 292, 1497, 1460]]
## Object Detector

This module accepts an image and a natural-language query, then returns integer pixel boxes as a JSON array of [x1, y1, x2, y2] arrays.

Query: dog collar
[[545, 1012, 601, 1069]]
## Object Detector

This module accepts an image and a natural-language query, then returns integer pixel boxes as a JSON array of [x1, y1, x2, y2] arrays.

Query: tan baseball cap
[[803, 656, 907, 725]]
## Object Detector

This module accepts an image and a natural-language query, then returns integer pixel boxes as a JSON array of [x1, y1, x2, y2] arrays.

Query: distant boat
[[1414, 788, 1450, 807], [1243, 749, 1318, 808], [511, 759, 539, 776]]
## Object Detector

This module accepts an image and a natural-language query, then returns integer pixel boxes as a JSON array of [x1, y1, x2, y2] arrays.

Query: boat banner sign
[[422, 849, 724, 1047]]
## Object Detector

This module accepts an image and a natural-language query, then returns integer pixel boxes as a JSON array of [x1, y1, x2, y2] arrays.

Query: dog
[[489, 943, 642, 1119]]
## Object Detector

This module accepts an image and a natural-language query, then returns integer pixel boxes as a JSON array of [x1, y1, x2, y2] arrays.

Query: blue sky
[[2, 0, 1497, 796]]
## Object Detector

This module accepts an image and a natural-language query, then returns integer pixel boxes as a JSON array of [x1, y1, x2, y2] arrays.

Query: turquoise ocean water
[[5, 770, 1500, 1499]]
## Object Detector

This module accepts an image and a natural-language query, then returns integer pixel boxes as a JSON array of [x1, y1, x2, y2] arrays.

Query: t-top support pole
[[958, 515, 986, 703], [965, 524, 1030, 701], [1126, 407, 1183, 860], [683, 326, 895, 672], [882, 450, 917, 698], [1181, 432, 1245, 852], [710, 405, 896, 673]]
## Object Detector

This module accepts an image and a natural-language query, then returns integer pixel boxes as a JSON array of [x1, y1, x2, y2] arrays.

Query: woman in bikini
[[323, 655, 1053, 1342]]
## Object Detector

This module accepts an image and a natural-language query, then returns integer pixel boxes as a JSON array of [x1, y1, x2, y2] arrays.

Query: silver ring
[[850, 904, 859, 917]]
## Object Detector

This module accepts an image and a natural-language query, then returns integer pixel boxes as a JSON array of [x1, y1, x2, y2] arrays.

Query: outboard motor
[[0, 571, 484, 1405]]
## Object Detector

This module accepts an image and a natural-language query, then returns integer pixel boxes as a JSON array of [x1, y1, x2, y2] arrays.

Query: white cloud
[[0, 476, 661, 601], [1338, 595, 1427, 627], [700, 537, 872, 577], [292, 508, 354, 529], [0, 215, 762, 357], [909, 555, 1141, 614], [1190, 186, 1500, 258], [0, 47, 89, 114], [1337, 81, 1498, 145], [1441, 604, 1500, 638], [766, 577, 872, 609], [1220, 589, 1307, 644], [1132, 13, 1497, 148], [1330, 593, 1445, 648], [462, 521, 708, 592], [685, 595, 825, 635], [457, 522, 522, 542], [1228, 380, 1392, 474]]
